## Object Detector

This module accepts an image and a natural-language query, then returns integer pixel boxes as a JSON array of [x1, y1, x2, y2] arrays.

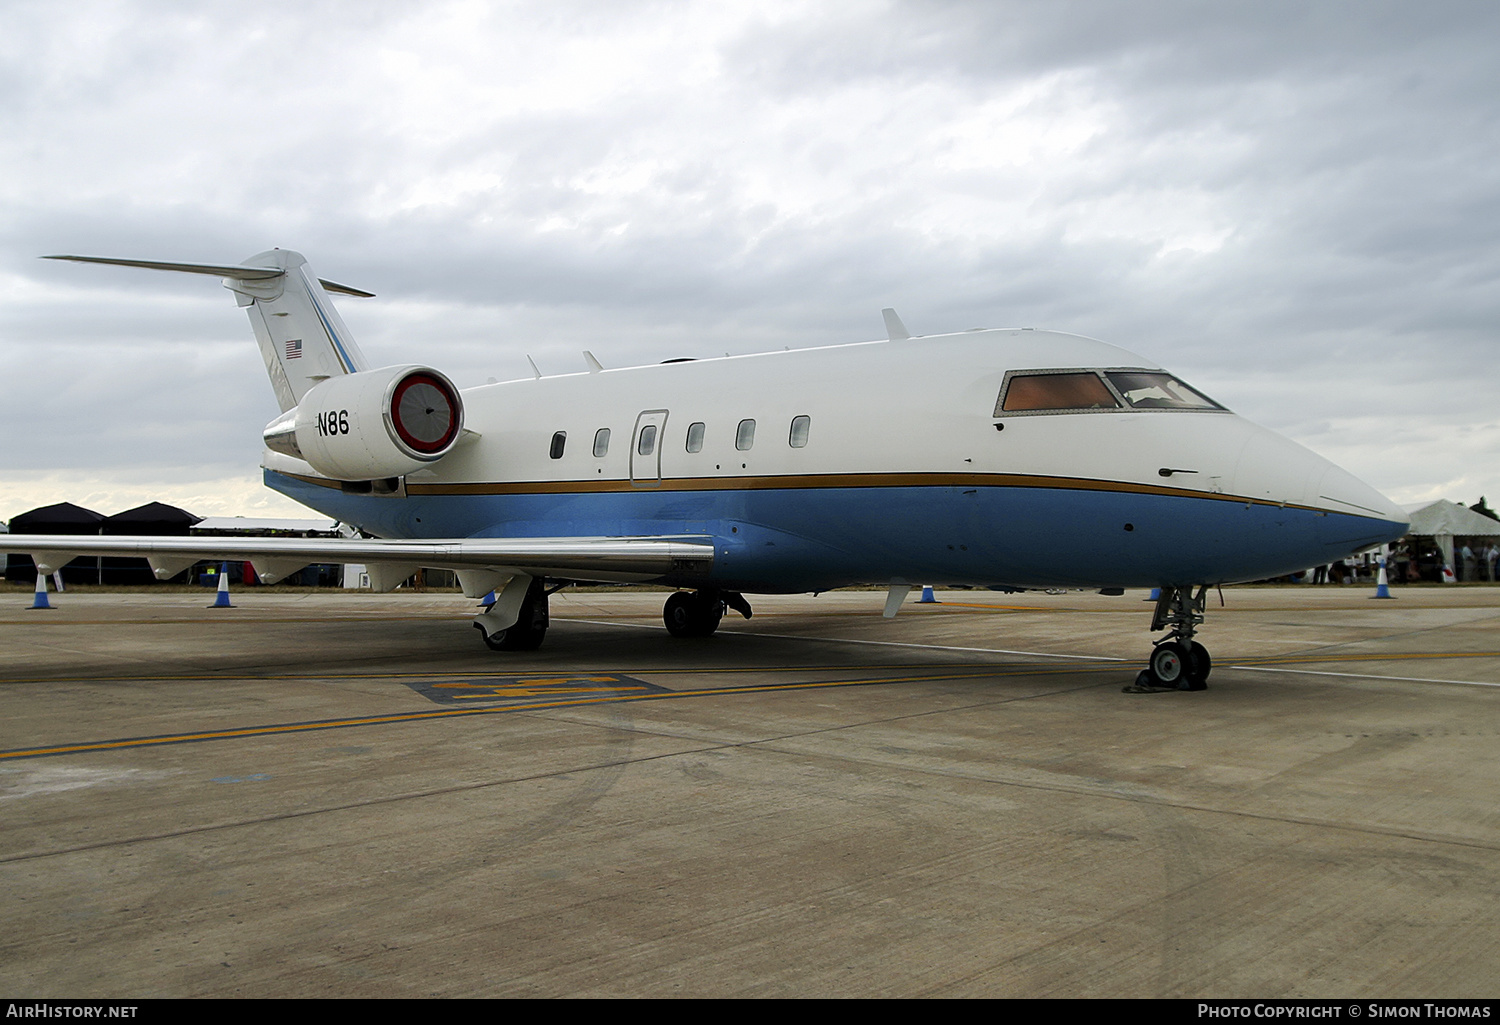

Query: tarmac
[[1, 582, 1498, 998]]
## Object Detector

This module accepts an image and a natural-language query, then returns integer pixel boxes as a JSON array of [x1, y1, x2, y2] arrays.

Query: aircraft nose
[[1234, 425, 1329, 507], [1234, 421, 1408, 544], [1313, 462, 1409, 544]]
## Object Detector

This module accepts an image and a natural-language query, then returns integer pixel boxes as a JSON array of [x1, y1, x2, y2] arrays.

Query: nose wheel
[[1125, 586, 1212, 693]]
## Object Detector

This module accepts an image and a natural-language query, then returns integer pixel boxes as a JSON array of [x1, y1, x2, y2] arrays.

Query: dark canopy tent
[[100, 502, 203, 583], [102, 502, 201, 535], [4, 502, 105, 584], [6, 501, 204, 584]]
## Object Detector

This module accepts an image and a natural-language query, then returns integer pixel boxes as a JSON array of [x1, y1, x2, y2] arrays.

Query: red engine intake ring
[[389, 372, 461, 455]]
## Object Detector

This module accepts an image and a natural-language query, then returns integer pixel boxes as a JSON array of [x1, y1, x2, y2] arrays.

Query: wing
[[2, 534, 715, 592]]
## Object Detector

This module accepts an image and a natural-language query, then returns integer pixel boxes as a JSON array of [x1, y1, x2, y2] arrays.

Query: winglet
[[882, 308, 911, 341]]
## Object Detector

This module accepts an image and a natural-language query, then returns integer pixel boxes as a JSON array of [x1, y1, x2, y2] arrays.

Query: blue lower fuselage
[[269, 470, 1406, 593]]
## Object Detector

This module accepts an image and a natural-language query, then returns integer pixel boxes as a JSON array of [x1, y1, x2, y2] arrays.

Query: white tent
[[1401, 500, 1500, 576]]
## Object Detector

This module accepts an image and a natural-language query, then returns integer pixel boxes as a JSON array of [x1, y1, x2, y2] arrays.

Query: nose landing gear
[[1125, 585, 1212, 693]]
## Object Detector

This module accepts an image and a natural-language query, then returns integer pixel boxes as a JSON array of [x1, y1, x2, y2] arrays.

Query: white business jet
[[7, 250, 1408, 690]]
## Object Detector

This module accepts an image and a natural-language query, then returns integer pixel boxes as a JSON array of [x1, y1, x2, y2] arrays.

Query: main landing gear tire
[[480, 623, 545, 651], [476, 578, 549, 651], [663, 590, 725, 638]]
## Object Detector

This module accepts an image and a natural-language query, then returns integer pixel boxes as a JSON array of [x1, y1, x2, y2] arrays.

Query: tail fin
[[44, 249, 372, 412]]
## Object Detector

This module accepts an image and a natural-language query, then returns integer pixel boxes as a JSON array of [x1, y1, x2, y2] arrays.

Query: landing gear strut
[[475, 577, 549, 651], [663, 589, 751, 638], [1127, 585, 1211, 692]]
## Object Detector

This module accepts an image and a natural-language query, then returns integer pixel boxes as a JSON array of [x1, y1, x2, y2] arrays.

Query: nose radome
[[1232, 425, 1326, 506], [1232, 423, 1406, 531], [1313, 462, 1409, 528]]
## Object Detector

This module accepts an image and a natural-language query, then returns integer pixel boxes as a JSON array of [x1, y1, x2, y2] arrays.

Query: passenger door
[[630, 409, 669, 487]]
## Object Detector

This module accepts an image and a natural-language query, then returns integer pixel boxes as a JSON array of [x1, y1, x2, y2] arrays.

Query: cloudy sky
[[3, 1, 1498, 522]]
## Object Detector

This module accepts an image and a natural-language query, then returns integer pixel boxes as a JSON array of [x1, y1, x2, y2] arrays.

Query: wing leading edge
[[2, 534, 715, 590]]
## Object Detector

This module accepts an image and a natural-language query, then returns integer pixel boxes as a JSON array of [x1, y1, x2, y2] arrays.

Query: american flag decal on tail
[[285, 338, 303, 359]]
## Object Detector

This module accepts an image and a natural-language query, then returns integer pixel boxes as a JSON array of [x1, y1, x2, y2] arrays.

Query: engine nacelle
[[263, 365, 464, 480]]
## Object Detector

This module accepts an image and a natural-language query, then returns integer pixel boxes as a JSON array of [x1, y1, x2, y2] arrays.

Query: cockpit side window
[[997, 372, 1121, 413], [1104, 371, 1223, 410]]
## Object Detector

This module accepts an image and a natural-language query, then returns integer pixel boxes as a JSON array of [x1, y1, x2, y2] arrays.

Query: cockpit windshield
[[1103, 372, 1223, 410], [994, 369, 1227, 416]]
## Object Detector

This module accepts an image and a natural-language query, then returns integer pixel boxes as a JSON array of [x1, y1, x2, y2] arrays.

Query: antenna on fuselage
[[882, 308, 911, 341], [583, 351, 604, 373], [526, 356, 542, 379]]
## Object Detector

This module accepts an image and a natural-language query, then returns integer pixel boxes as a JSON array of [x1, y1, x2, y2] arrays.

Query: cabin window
[[593, 428, 610, 457], [549, 431, 566, 459], [735, 419, 756, 451], [998, 372, 1121, 413], [686, 422, 705, 453], [789, 415, 810, 448], [637, 424, 657, 456], [1104, 371, 1223, 410]]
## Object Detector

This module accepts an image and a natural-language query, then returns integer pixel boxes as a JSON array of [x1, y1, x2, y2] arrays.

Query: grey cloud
[[3, 1, 1499, 517]]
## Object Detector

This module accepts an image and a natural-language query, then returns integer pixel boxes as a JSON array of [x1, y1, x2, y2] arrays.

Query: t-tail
[[45, 250, 373, 411], [45, 250, 463, 481]]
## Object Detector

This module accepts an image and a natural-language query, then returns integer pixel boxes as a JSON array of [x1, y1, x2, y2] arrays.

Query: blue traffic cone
[[919, 585, 936, 603], [30, 572, 52, 609], [1371, 557, 1394, 599], [209, 563, 235, 608]]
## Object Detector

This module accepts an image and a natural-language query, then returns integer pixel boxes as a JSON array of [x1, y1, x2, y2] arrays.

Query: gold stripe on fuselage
[[278, 470, 1324, 513]]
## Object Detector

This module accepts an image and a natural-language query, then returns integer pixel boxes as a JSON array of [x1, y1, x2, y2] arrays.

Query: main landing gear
[[663, 589, 752, 638], [1125, 585, 1212, 693], [475, 577, 550, 651]]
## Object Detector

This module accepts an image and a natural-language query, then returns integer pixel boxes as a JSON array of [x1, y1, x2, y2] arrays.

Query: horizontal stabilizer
[[3, 534, 715, 586], [43, 255, 374, 297]]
